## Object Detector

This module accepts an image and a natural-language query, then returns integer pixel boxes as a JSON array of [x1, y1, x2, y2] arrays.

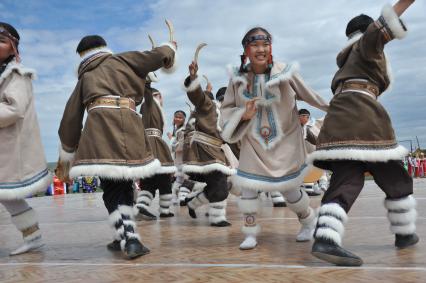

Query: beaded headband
[[0, 27, 19, 43], [243, 34, 271, 47]]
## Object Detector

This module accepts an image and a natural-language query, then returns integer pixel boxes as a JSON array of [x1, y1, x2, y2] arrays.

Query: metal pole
[[398, 139, 413, 152]]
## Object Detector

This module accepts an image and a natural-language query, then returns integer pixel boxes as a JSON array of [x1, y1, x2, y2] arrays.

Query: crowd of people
[[404, 153, 426, 178], [0, 0, 419, 267]]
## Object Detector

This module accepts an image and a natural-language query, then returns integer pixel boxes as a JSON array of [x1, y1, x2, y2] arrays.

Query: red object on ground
[[53, 175, 65, 195]]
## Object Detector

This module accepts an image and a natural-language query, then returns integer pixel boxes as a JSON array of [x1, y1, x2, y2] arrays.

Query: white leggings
[[1, 199, 31, 216]]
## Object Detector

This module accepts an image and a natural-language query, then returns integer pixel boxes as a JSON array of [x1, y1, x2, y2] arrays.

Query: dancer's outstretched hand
[[242, 98, 259, 121], [206, 82, 213, 93], [189, 61, 198, 80], [55, 159, 71, 183]]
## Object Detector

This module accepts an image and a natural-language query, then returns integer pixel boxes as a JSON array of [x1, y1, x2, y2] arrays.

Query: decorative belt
[[336, 79, 380, 100], [87, 96, 136, 112], [145, 128, 162, 137], [189, 131, 223, 148]]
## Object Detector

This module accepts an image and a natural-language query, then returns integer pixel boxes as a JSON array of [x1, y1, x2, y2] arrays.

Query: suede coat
[[59, 44, 176, 180], [182, 77, 235, 176], [309, 4, 409, 169], [140, 86, 176, 174]]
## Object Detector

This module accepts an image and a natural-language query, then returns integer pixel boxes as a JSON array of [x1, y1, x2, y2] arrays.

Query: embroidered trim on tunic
[[254, 106, 280, 147], [243, 74, 283, 149], [0, 169, 49, 189], [87, 96, 136, 112], [184, 160, 227, 166], [242, 74, 275, 101], [145, 128, 162, 137], [188, 131, 223, 148], [73, 157, 156, 166], [269, 63, 293, 81], [318, 139, 397, 147], [237, 164, 308, 183], [317, 143, 398, 151]]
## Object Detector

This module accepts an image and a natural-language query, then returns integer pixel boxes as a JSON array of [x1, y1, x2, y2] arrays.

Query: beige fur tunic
[[221, 61, 328, 191], [0, 62, 52, 199]]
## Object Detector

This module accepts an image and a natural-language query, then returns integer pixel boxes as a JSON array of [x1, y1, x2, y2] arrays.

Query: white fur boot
[[10, 208, 44, 255], [239, 197, 260, 250], [286, 189, 316, 242]]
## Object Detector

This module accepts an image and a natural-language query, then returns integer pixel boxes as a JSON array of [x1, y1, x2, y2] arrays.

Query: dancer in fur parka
[[182, 57, 236, 227], [134, 84, 176, 220], [309, 0, 418, 266], [57, 33, 177, 259], [220, 27, 328, 250], [169, 110, 197, 206], [0, 22, 52, 255]]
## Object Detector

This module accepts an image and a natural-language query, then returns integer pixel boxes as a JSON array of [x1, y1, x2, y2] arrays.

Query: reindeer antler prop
[[146, 35, 159, 82], [194, 43, 207, 63], [148, 34, 156, 49], [202, 74, 209, 85], [165, 19, 174, 42]]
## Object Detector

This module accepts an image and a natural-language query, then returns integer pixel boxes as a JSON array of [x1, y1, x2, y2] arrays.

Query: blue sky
[[2, 0, 425, 161], [1, 0, 152, 31]]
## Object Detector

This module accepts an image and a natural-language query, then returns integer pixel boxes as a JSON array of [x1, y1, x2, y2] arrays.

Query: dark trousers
[[140, 174, 172, 196], [181, 179, 195, 191], [101, 178, 134, 214], [322, 160, 413, 212], [189, 170, 229, 203]]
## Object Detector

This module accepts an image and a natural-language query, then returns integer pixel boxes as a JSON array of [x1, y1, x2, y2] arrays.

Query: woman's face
[[245, 31, 271, 68], [299, 114, 310, 126], [173, 113, 185, 127], [0, 35, 14, 63]]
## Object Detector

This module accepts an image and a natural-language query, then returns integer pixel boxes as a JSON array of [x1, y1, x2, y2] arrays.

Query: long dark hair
[[239, 27, 273, 73]]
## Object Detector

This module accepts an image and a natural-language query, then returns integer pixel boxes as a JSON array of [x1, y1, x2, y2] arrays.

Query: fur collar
[[77, 48, 112, 78], [79, 47, 113, 63], [227, 61, 299, 87], [0, 61, 36, 85], [345, 32, 363, 49], [226, 61, 299, 106], [213, 100, 222, 132]]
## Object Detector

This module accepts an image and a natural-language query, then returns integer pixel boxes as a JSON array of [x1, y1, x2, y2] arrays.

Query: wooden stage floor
[[0, 179, 425, 282]]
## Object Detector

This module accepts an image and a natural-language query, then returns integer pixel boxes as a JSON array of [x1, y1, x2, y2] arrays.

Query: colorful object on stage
[[53, 175, 66, 195], [303, 167, 324, 183], [82, 177, 98, 193]]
